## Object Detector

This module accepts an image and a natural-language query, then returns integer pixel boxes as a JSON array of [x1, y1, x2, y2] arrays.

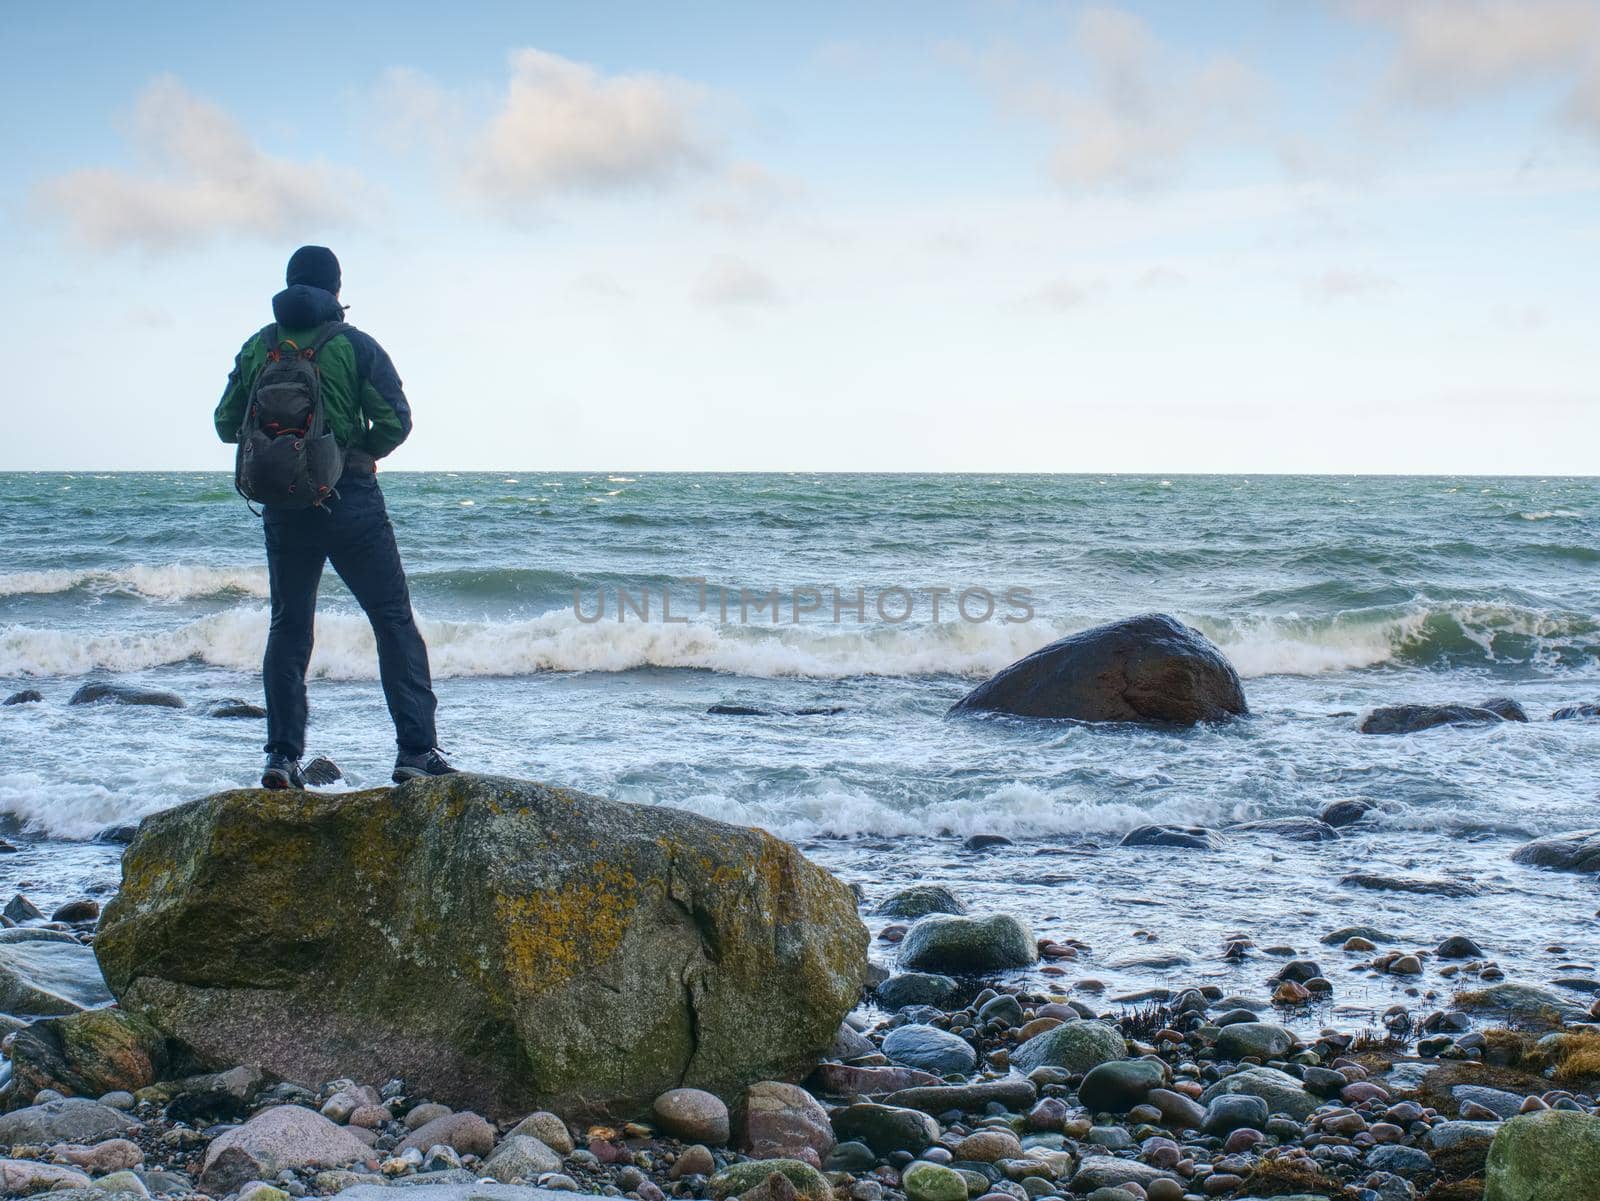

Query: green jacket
[[214, 284, 412, 458]]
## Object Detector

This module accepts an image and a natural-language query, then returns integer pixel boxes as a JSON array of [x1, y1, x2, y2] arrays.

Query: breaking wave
[[1, 599, 1595, 680]]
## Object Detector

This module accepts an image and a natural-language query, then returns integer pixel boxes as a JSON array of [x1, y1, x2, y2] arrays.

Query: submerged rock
[[94, 773, 868, 1119], [1484, 1109, 1600, 1200], [1510, 829, 1600, 873], [203, 697, 266, 719], [67, 682, 185, 708], [1120, 824, 1224, 851], [1320, 797, 1378, 828], [1340, 872, 1481, 898], [1550, 701, 1600, 720], [876, 972, 961, 1009], [896, 913, 1036, 973], [2, 689, 43, 706], [876, 885, 966, 920], [1453, 982, 1591, 1025], [1227, 817, 1340, 842], [1358, 703, 1509, 735], [948, 613, 1247, 725]]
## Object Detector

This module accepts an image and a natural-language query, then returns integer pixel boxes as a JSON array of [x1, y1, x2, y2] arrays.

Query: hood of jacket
[[271, 284, 345, 330]]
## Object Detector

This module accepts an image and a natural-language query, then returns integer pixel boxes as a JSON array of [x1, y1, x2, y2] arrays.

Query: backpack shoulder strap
[[305, 321, 350, 360]]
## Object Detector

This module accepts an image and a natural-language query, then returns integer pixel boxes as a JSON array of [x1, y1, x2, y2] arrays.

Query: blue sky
[[4, 0, 1597, 471]]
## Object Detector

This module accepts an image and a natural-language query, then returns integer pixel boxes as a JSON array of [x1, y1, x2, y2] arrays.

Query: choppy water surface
[[2, 472, 1597, 1019]]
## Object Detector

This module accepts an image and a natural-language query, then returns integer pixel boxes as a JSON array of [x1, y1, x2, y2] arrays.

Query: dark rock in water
[[1511, 830, 1600, 873], [68, 682, 186, 708], [896, 913, 1036, 973], [1550, 702, 1600, 721], [94, 773, 867, 1120], [877, 885, 966, 920], [5, 893, 44, 922], [1479, 696, 1530, 721], [1320, 797, 1378, 828], [1358, 703, 1507, 735], [948, 613, 1247, 726], [50, 899, 100, 923], [708, 704, 846, 717], [1228, 817, 1341, 842], [302, 755, 343, 786], [204, 697, 266, 719], [962, 834, 1011, 852], [2, 689, 44, 705], [877, 972, 961, 1009], [8, 1007, 177, 1100], [94, 824, 139, 845], [1436, 935, 1485, 959], [1272, 960, 1323, 985], [1341, 872, 1481, 898], [1452, 982, 1591, 1024], [1120, 824, 1224, 851]]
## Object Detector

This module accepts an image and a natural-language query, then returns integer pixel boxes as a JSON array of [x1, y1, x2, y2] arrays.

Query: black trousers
[[262, 474, 438, 759]]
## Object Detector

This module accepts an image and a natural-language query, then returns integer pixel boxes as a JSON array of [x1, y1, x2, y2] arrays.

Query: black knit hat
[[286, 245, 341, 294]]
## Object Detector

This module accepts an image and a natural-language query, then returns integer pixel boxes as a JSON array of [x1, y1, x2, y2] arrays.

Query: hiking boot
[[261, 752, 306, 791], [393, 748, 458, 783]]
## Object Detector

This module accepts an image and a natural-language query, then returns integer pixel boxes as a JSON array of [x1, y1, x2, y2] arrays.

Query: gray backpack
[[234, 321, 348, 509]]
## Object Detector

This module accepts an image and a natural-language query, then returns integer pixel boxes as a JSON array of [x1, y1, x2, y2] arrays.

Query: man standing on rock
[[214, 246, 457, 790]]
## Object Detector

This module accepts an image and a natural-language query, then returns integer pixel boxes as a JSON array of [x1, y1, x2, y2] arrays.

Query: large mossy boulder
[[94, 774, 868, 1120], [948, 613, 1246, 725], [1484, 1110, 1600, 1200]]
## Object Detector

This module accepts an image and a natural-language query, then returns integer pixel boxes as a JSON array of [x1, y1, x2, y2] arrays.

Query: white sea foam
[[0, 565, 269, 601], [0, 600, 1589, 680]]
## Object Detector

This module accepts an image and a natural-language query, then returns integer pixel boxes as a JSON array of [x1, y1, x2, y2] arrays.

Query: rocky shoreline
[[5, 803, 1600, 1201]]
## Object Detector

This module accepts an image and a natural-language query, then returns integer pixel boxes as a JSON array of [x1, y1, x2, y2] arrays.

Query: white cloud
[[1303, 269, 1396, 303], [469, 49, 711, 204], [693, 258, 782, 308], [35, 76, 363, 251], [1017, 277, 1103, 311], [696, 162, 805, 226], [964, 6, 1263, 190], [1347, 0, 1600, 137]]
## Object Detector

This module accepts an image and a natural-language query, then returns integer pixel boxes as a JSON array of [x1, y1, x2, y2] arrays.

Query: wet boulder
[[877, 885, 966, 920], [1320, 798, 1378, 828], [1550, 701, 1600, 720], [67, 682, 185, 708], [1510, 830, 1600, 874], [1358, 703, 1510, 735], [0, 936, 113, 1017], [204, 698, 266, 719], [94, 774, 867, 1120], [1120, 825, 1224, 851], [948, 613, 1247, 725], [2, 689, 44, 706], [1227, 817, 1340, 842], [896, 914, 1036, 973]]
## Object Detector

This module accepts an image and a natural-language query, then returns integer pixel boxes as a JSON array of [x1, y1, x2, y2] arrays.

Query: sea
[[3, 472, 1598, 1025]]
